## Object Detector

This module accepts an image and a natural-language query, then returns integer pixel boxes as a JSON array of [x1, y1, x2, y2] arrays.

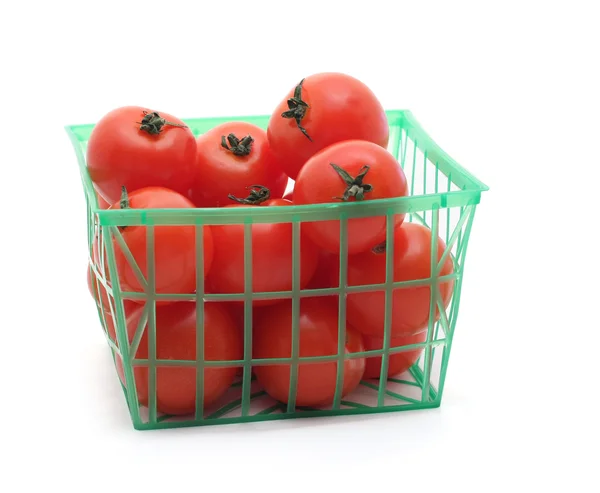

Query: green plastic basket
[[65, 109, 488, 430]]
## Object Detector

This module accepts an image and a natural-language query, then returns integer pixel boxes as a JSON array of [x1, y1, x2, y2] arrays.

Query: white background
[[1, 0, 599, 491]]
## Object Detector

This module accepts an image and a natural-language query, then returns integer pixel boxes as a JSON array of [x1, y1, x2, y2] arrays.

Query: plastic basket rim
[[65, 109, 489, 225]]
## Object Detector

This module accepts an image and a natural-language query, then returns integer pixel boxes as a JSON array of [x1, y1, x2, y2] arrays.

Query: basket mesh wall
[[68, 110, 487, 430]]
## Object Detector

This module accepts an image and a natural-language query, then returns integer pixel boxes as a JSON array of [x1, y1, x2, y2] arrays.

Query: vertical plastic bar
[[241, 222, 253, 417], [457, 203, 465, 257], [437, 207, 477, 399], [377, 210, 396, 407], [332, 215, 349, 410], [421, 208, 439, 402], [99, 223, 107, 285], [410, 139, 417, 196], [86, 198, 93, 258], [401, 129, 409, 168], [286, 220, 301, 412], [423, 151, 428, 225], [446, 172, 452, 246], [457, 206, 476, 269], [388, 125, 401, 161], [104, 226, 141, 427], [194, 222, 205, 421], [398, 126, 403, 165], [146, 223, 157, 424]]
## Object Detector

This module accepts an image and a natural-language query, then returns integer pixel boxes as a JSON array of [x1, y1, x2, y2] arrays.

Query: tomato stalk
[[119, 186, 130, 231], [330, 163, 373, 201], [372, 241, 386, 254], [221, 133, 254, 156], [120, 185, 130, 209], [281, 78, 312, 142], [137, 110, 187, 135], [228, 185, 270, 205]]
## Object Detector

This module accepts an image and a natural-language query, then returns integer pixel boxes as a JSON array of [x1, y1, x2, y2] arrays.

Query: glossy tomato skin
[[267, 72, 389, 180], [253, 297, 366, 407], [87, 106, 196, 204], [108, 187, 213, 304], [337, 222, 454, 338], [305, 249, 340, 290], [189, 122, 287, 207], [294, 140, 408, 255], [206, 199, 319, 307], [363, 331, 427, 379], [116, 301, 243, 415]]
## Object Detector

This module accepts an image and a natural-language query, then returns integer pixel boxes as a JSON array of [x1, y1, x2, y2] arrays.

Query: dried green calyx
[[119, 186, 131, 231], [228, 185, 271, 205], [221, 133, 254, 156], [372, 241, 386, 254], [281, 78, 312, 141], [120, 185, 130, 209], [330, 163, 373, 201], [137, 110, 187, 135]]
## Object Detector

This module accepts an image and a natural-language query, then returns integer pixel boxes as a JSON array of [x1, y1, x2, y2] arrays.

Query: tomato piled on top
[[85, 72, 453, 416]]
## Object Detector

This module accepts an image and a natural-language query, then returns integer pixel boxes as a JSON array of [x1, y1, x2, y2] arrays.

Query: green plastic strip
[[377, 211, 396, 406], [332, 215, 349, 410], [421, 207, 439, 402], [146, 224, 157, 424], [194, 222, 206, 421], [241, 223, 253, 417], [286, 221, 302, 413]]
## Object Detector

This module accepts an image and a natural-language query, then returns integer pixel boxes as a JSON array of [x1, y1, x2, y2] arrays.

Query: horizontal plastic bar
[[116, 273, 459, 302], [129, 340, 447, 367], [132, 401, 441, 430], [91, 191, 481, 227]]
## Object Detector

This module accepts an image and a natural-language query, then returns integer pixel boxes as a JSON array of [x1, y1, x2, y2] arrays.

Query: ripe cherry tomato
[[116, 301, 243, 415], [109, 187, 213, 304], [294, 140, 408, 255], [253, 297, 365, 407], [305, 249, 340, 290], [363, 331, 427, 379], [189, 121, 288, 207], [267, 72, 389, 180], [87, 106, 196, 204], [338, 222, 454, 338], [206, 191, 319, 307]]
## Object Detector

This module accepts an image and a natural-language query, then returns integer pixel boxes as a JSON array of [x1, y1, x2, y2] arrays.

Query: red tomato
[[189, 121, 287, 207], [95, 191, 111, 209], [305, 249, 340, 289], [363, 331, 427, 379], [253, 297, 365, 407], [267, 72, 389, 180], [338, 222, 454, 338], [206, 193, 319, 307], [87, 106, 196, 204], [294, 140, 408, 255], [109, 187, 213, 304], [116, 301, 243, 415]]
